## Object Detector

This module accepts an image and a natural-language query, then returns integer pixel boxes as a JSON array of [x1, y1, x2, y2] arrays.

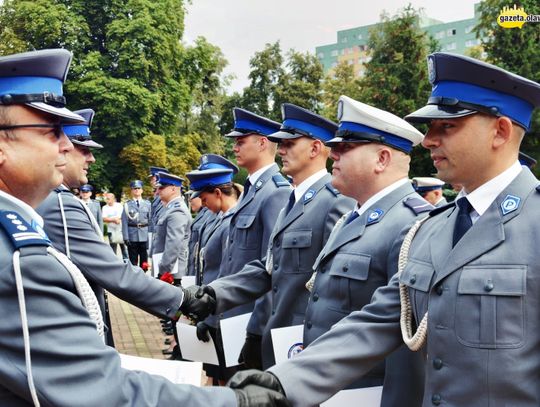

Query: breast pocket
[[456, 265, 526, 349], [327, 253, 378, 312], [399, 258, 435, 322], [233, 214, 257, 249], [281, 229, 313, 273]]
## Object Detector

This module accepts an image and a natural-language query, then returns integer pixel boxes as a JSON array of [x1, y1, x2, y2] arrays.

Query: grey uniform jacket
[[270, 169, 540, 407], [188, 207, 215, 277], [149, 194, 164, 233], [85, 199, 103, 232], [220, 163, 291, 333], [200, 210, 234, 328], [151, 197, 192, 276], [302, 182, 430, 403], [210, 173, 354, 367], [122, 198, 151, 242], [37, 188, 183, 323], [0, 195, 237, 406]]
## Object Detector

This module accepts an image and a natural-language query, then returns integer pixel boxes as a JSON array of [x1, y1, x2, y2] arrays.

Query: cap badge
[[500, 195, 520, 215], [428, 56, 436, 84], [337, 99, 344, 121]]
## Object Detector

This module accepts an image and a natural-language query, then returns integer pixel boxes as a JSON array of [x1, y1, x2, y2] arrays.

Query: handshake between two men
[[180, 285, 291, 407]]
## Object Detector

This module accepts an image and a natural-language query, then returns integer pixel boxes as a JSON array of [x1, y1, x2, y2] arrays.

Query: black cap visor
[[405, 104, 477, 123]]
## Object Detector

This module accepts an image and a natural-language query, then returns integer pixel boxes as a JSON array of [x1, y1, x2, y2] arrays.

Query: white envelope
[[182, 275, 196, 287], [176, 322, 219, 365], [220, 312, 252, 367], [119, 353, 203, 386], [270, 324, 304, 364]]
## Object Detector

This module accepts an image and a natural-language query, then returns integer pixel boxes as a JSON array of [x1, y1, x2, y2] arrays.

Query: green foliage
[[321, 61, 363, 121], [358, 5, 437, 177], [475, 0, 540, 177]]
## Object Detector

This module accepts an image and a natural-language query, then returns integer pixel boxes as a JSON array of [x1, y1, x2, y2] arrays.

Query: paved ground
[[108, 292, 169, 359]]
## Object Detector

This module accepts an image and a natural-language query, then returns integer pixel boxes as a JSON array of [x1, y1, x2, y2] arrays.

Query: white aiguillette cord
[[399, 216, 430, 351]]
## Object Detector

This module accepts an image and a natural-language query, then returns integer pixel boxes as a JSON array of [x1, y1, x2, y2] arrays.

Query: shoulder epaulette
[[325, 183, 340, 196], [0, 211, 50, 249], [403, 196, 434, 215], [429, 201, 456, 217], [272, 173, 290, 187]]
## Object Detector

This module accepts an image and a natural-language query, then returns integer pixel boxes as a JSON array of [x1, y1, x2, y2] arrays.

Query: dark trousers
[[127, 241, 148, 267], [108, 240, 128, 259]]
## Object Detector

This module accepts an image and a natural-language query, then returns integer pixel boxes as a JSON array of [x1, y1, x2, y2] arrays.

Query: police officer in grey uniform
[[187, 197, 214, 278], [220, 108, 292, 369], [191, 104, 354, 369], [151, 171, 192, 281], [229, 53, 540, 407], [412, 177, 447, 207], [0, 49, 279, 407], [79, 183, 103, 231], [122, 179, 151, 266], [148, 165, 167, 250]]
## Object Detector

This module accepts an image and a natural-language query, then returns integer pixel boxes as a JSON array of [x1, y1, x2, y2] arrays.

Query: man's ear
[[492, 116, 513, 149]]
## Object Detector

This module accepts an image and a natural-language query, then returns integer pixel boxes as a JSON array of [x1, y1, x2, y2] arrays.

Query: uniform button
[[410, 274, 417, 284], [228, 256, 232, 261], [484, 282, 494, 292], [273, 285, 278, 292], [435, 285, 443, 296], [274, 264, 278, 270], [292, 238, 297, 245], [433, 358, 443, 370], [271, 310, 275, 315], [306, 321, 312, 329], [320, 267, 326, 273], [342, 265, 348, 272], [276, 241, 280, 247], [313, 293, 319, 302], [431, 394, 442, 405], [229, 239, 233, 244]]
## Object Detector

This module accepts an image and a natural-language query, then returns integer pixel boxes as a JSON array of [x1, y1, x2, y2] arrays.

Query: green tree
[[358, 5, 438, 177], [321, 61, 363, 121], [475, 0, 540, 176]]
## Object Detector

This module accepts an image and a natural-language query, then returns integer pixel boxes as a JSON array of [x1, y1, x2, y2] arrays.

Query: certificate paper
[[220, 312, 252, 367], [270, 324, 304, 364], [176, 322, 219, 365], [119, 353, 203, 386]]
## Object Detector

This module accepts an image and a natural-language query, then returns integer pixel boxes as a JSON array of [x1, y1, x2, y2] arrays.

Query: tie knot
[[456, 197, 472, 213]]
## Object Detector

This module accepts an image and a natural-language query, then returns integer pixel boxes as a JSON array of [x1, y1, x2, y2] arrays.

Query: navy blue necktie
[[346, 211, 359, 225], [452, 198, 473, 247], [243, 179, 251, 200], [285, 191, 296, 215]]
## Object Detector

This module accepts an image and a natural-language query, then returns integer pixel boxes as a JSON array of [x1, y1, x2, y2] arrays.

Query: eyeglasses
[[0, 123, 64, 139]]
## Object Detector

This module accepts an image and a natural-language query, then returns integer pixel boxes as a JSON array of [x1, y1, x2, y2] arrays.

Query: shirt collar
[[0, 190, 44, 227], [456, 160, 522, 218], [293, 169, 328, 202], [355, 178, 410, 217], [248, 163, 275, 185]]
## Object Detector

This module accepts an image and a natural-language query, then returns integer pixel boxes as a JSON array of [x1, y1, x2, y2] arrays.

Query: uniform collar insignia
[[500, 194, 520, 215], [366, 209, 384, 225]]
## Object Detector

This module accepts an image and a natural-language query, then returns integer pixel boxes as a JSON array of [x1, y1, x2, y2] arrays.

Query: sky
[[183, 0, 480, 94]]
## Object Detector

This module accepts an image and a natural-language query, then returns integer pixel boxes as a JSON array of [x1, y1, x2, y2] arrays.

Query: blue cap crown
[[0, 49, 83, 123], [80, 184, 93, 192], [269, 104, 337, 142], [198, 154, 239, 173], [63, 108, 103, 149], [156, 172, 183, 187], [130, 180, 143, 189], [406, 53, 540, 130], [149, 166, 169, 177], [226, 108, 281, 137]]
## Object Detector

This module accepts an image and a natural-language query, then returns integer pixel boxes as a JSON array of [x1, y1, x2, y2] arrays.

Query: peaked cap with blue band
[[148, 166, 169, 177], [268, 103, 338, 143], [63, 108, 103, 149], [328, 95, 424, 153], [186, 154, 237, 198], [519, 152, 537, 169], [156, 172, 184, 187], [412, 177, 445, 193], [226, 108, 281, 137], [80, 184, 94, 192], [130, 180, 143, 189], [405, 52, 540, 131], [197, 154, 239, 174], [0, 49, 83, 123]]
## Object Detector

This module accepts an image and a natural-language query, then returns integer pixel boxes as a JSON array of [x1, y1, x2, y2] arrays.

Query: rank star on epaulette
[[500, 194, 520, 215], [0, 211, 50, 249]]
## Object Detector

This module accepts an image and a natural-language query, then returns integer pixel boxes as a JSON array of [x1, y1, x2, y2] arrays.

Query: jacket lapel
[[433, 169, 538, 285]]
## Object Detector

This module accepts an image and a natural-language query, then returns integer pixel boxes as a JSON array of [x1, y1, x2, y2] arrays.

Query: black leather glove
[[229, 370, 290, 407], [179, 284, 216, 321], [196, 321, 211, 342], [238, 332, 263, 370]]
